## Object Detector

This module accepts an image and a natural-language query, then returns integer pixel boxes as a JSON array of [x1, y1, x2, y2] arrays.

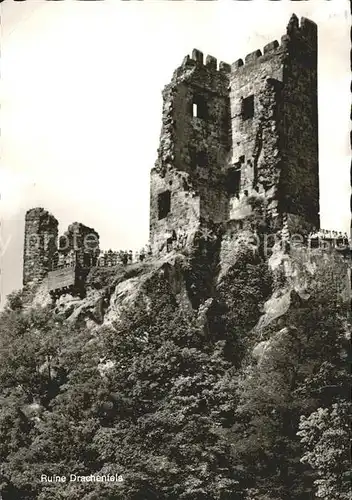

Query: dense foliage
[[0, 251, 349, 500]]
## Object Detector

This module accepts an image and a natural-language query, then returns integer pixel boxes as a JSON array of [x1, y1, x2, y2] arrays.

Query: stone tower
[[59, 222, 100, 267], [150, 14, 319, 254], [23, 208, 58, 286], [149, 50, 232, 253], [229, 14, 319, 234]]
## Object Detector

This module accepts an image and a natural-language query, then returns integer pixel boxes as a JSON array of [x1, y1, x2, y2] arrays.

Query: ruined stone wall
[[229, 40, 285, 188], [156, 50, 231, 180], [227, 39, 287, 232], [228, 77, 284, 230], [280, 16, 319, 231], [59, 222, 100, 267], [199, 183, 229, 224], [150, 167, 201, 254], [23, 208, 59, 285], [150, 50, 231, 254], [228, 15, 319, 234]]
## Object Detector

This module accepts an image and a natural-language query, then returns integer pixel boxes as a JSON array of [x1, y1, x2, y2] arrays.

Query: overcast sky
[[0, 0, 350, 305]]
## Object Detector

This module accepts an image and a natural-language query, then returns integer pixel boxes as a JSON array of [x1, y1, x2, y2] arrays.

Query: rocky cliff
[[25, 231, 350, 361], [1, 230, 350, 500]]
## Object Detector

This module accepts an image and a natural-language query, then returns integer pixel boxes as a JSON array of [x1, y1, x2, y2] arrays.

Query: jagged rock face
[[250, 243, 350, 364], [104, 255, 194, 328], [54, 290, 104, 325], [30, 231, 349, 362], [38, 254, 193, 330]]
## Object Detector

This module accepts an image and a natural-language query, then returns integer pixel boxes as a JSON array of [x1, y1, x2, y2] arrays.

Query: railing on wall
[[51, 246, 153, 272], [308, 229, 350, 250]]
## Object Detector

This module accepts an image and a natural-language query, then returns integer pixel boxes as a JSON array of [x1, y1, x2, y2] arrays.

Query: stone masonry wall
[[229, 39, 285, 181], [280, 15, 319, 231], [229, 77, 284, 231], [23, 208, 102, 287], [150, 167, 201, 254], [150, 50, 232, 254], [228, 38, 286, 230], [227, 15, 319, 235], [23, 208, 59, 285], [59, 222, 100, 267], [157, 50, 231, 180]]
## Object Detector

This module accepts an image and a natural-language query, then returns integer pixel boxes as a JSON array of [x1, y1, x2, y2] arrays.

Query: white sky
[[0, 0, 350, 304]]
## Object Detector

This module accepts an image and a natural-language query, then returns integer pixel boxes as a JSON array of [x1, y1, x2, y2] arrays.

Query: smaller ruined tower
[[23, 208, 59, 285], [59, 222, 100, 267]]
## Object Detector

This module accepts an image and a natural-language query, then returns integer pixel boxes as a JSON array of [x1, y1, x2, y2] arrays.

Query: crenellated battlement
[[263, 40, 280, 54], [231, 14, 317, 73], [231, 39, 283, 72], [287, 14, 317, 42], [181, 48, 231, 74]]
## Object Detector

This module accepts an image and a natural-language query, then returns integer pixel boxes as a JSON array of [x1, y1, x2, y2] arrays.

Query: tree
[[91, 301, 244, 499], [297, 401, 352, 500], [230, 252, 350, 500]]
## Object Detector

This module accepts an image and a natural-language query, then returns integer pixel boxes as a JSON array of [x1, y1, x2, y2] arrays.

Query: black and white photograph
[[0, 1, 350, 499]]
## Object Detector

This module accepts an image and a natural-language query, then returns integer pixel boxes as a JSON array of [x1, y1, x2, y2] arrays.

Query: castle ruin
[[23, 208, 59, 286], [149, 14, 319, 254], [22, 209, 150, 295], [22, 15, 350, 296]]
